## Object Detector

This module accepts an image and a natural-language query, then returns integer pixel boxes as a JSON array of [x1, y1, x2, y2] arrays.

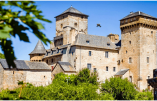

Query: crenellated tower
[[119, 11, 157, 90]]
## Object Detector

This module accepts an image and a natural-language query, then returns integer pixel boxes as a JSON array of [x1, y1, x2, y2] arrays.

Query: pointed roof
[[29, 40, 46, 55], [120, 11, 157, 20], [55, 6, 88, 18]]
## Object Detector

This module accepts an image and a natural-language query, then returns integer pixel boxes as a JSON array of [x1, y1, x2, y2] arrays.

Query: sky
[[1, 1, 157, 60]]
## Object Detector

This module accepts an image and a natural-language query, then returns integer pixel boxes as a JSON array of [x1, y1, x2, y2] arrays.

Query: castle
[[10, 6, 157, 91]]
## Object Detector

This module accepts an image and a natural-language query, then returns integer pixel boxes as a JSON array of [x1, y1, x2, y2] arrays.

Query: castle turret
[[29, 40, 46, 62], [54, 6, 89, 46]]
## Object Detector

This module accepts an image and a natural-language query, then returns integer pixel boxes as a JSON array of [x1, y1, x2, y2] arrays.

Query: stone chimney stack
[[107, 33, 119, 43]]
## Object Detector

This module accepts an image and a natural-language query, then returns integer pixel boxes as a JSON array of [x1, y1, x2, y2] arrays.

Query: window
[[130, 32, 131, 35], [105, 51, 108, 58], [130, 18, 132, 21], [130, 76, 132, 82], [74, 23, 77, 27], [151, 31, 153, 34], [63, 16, 64, 18], [107, 43, 110, 46], [81, 16, 83, 19], [89, 51, 91, 56], [148, 76, 150, 79], [113, 67, 116, 72], [44, 76, 45, 78], [144, 17, 146, 20], [147, 57, 149, 63], [93, 68, 97, 72], [39, 60, 41, 62], [13, 71, 14, 74], [72, 52, 73, 55], [134, 17, 136, 20], [61, 24, 63, 28], [129, 57, 132, 63], [51, 59, 53, 63], [46, 60, 48, 64], [125, 20, 127, 22], [87, 63, 91, 70], [106, 66, 108, 71], [129, 41, 131, 44], [126, 50, 127, 54], [86, 40, 90, 44]]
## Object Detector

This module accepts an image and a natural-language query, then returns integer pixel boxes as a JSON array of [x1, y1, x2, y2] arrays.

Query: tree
[[101, 77, 137, 100], [0, 1, 51, 68], [0, 53, 5, 59]]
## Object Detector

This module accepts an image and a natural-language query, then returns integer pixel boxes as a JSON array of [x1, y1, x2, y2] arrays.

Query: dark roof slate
[[121, 11, 157, 20], [55, 6, 88, 18], [57, 61, 76, 72], [74, 34, 117, 49], [0, 59, 29, 69], [29, 40, 46, 55], [114, 69, 129, 76], [0, 59, 51, 70]]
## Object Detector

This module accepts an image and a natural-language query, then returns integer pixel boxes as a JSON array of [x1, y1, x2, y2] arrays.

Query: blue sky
[[1, 1, 157, 60]]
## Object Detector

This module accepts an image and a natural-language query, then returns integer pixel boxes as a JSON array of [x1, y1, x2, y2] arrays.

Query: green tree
[[0, 1, 51, 68], [0, 53, 5, 59], [135, 90, 153, 100], [101, 77, 137, 100]]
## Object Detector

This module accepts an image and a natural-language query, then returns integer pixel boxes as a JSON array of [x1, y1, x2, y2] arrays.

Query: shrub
[[135, 90, 153, 100], [101, 77, 137, 100]]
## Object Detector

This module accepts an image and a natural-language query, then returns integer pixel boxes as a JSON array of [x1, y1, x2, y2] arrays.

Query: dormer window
[[130, 19, 132, 21], [107, 43, 110, 46], [86, 40, 90, 44], [125, 20, 127, 22]]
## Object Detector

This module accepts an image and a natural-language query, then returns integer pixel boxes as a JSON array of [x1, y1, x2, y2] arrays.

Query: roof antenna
[[139, 11, 140, 15]]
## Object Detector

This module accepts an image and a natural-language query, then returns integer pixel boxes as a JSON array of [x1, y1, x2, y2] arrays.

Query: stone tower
[[119, 11, 157, 90], [54, 6, 89, 46], [29, 40, 46, 62]]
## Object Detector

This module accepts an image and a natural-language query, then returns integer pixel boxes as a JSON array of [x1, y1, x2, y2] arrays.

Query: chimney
[[107, 33, 119, 43], [130, 12, 133, 14]]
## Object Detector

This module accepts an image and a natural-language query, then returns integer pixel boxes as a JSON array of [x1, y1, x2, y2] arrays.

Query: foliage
[[0, 69, 153, 100], [0, 53, 5, 59], [0, 1, 51, 68], [101, 77, 138, 100], [74, 68, 98, 85], [135, 90, 153, 100]]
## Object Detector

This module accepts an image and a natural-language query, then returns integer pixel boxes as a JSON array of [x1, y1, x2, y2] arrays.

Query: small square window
[[89, 51, 91, 56], [151, 31, 153, 34], [106, 66, 108, 71], [86, 40, 90, 44], [129, 41, 131, 44], [87, 63, 91, 70], [93, 68, 97, 72], [113, 67, 116, 72]]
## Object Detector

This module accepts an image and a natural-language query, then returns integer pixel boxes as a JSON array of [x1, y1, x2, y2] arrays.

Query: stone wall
[[75, 46, 119, 82], [52, 64, 64, 80], [3, 70, 27, 90], [0, 64, 4, 90], [26, 71, 52, 86]]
